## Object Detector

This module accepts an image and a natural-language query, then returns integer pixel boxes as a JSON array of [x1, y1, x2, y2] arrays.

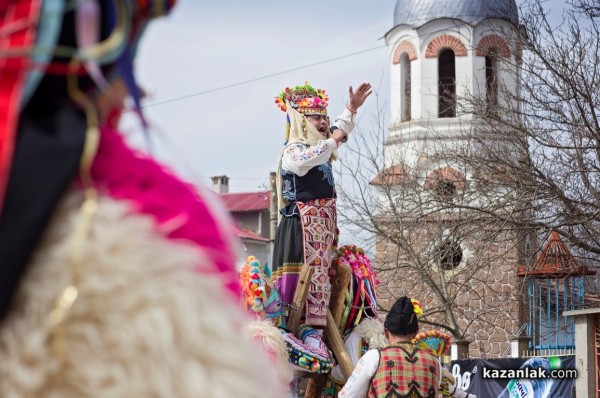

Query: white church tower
[[384, 0, 520, 181], [375, 0, 528, 358]]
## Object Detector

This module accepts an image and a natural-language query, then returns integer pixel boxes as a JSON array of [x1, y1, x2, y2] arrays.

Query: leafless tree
[[334, 0, 600, 350], [335, 96, 526, 349], [458, 0, 600, 264]]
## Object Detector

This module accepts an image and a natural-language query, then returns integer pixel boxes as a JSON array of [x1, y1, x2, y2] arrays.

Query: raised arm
[[333, 82, 373, 139]]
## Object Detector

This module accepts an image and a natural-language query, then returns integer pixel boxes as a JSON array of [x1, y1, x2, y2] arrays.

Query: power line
[[141, 45, 386, 109]]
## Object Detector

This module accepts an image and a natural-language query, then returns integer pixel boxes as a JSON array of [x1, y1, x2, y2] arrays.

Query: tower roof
[[392, 0, 519, 29], [518, 231, 595, 278]]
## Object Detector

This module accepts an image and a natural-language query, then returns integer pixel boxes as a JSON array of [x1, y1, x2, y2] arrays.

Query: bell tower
[[385, 0, 520, 173], [375, 0, 527, 358]]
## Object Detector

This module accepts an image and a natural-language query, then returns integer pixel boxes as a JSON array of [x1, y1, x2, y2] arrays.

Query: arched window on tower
[[400, 53, 411, 122], [485, 49, 499, 116], [438, 49, 456, 118], [438, 238, 463, 271]]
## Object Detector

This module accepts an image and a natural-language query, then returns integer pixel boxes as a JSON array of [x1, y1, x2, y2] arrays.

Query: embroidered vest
[[281, 161, 335, 204], [368, 343, 439, 398]]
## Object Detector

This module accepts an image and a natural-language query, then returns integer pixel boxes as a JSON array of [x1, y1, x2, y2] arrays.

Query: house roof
[[518, 231, 596, 278], [234, 224, 270, 242], [221, 190, 271, 213], [370, 165, 409, 186]]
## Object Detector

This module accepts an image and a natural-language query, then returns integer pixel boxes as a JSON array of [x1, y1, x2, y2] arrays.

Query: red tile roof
[[221, 190, 271, 213], [234, 225, 270, 242], [370, 165, 409, 185], [517, 231, 596, 278]]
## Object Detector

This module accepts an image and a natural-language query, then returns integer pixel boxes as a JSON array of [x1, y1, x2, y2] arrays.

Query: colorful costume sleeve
[[281, 139, 337, 176]]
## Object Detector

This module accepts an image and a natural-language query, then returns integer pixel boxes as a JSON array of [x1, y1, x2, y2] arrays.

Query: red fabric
[[0, 0, 42, 214], [369, 343, 439, 398]]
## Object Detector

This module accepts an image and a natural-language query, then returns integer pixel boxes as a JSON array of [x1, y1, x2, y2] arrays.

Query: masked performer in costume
[[0, 2, 283, 397], [271, 81, 371, 335]]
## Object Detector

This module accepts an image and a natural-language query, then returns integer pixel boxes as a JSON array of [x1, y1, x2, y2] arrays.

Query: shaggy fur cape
[[0, 129, 285, 397], [0, 192, 284, 397]]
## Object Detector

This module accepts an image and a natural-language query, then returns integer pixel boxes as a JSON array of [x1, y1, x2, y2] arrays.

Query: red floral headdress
[[275, 82, 329, 115], [335, 244, 380, 333]]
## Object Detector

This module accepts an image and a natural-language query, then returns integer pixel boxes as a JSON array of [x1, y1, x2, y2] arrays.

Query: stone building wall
[[374, 221, 527, 358]]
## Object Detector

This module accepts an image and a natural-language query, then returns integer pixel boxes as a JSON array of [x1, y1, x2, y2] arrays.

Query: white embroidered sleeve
[[330, 331, 364, 383], [281, 139, 336, 177], [338, 349, 379, 398], [334, 108, 355, 135]]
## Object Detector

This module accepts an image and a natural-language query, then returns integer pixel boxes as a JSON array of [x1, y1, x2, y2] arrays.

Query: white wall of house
[[237, 240, 271, 272]]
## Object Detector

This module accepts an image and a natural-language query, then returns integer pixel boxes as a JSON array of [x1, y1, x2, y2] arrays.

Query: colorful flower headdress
[[335, 244, 380, 333], [336, 244, 379, 283], [275, 82, 329, 115]]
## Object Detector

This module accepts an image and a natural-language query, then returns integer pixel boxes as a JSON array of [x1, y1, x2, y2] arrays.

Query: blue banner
[[449, 356, 576, 397]]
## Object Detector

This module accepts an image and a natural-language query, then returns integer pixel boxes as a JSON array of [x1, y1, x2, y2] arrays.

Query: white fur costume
[[0, 191, 284, 397]]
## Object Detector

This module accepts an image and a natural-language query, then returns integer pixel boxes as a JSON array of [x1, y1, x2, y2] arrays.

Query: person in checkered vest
[[338, 296, 442, 398]]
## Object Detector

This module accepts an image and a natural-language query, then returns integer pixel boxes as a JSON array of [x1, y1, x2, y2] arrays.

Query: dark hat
[[384, 296, 419, 336]]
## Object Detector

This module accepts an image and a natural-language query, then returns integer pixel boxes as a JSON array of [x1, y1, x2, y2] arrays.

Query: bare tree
[[334, 0, 600, 355], [335, 96, 526, 357], [458, 0, 600, 264]]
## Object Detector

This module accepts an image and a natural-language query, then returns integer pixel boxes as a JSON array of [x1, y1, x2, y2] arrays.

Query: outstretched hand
[[348, 82, 372, 111]]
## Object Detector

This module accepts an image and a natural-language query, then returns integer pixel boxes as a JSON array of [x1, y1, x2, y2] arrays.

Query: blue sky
[[122, 1, 395, 192], [118, 0, 568, 249], [124, 0, 568, 194], [122, 0, 566, 197]]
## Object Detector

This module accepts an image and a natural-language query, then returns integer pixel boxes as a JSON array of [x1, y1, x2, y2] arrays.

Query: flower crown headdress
[[335, 244, 380, 332], [275, 82, 329, 115]]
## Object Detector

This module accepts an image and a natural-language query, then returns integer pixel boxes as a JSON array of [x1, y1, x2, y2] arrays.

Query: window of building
[[433, 180, 457, 199], [438, 238, 463, 271], [438, 49, 456, 118], [525, 235, 533, 268], [485, 50, 498, 116], [400, 53, 411, 122]]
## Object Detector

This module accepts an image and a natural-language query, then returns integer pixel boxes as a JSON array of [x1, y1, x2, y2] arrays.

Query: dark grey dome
[[393, 0, 519, 28]]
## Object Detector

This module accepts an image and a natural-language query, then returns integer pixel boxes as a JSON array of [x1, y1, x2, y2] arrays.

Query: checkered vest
[[368, 343, 439, 398]]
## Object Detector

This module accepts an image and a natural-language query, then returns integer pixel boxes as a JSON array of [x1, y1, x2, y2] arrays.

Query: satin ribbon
[[21, 0, 65, 106], [50, 58, 100, 363], [76, 0, 110, 91]]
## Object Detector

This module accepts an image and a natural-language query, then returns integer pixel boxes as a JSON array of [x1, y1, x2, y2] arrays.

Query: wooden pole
[[288, 265, 313, 335], [324, 309, 354, 379], [329, 263, 352, 330], [304, 374, 328, 398]]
